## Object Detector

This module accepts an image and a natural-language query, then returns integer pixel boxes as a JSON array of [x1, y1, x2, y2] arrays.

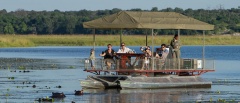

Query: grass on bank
[[0, 34, 240, 47]]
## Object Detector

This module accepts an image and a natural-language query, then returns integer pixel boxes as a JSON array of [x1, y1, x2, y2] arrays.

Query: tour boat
[[80, 11, 215, 89]]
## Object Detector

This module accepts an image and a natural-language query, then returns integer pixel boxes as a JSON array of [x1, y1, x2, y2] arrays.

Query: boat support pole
[[93, 29, 96, 50], [178, 29, 180, 70], [203, 30, 205, 69], [120, 28, 122, 45], [146, 29, 148, 46], [151, 29, 154, 70]]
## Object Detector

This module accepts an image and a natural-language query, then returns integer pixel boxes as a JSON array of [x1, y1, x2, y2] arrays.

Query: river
[[0, 46, 240, 102]]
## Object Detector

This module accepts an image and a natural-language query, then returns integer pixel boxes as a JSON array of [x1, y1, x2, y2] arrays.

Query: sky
[[0, 0, 239, 12]]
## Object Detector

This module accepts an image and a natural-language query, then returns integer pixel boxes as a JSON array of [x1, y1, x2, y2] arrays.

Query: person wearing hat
[[89, 49, 95, 69]]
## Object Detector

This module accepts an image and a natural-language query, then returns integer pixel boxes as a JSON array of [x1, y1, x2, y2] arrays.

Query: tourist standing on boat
[[89, 49, 95, 69], [99, 44, 116, 70], [140, 46, 152, 69], [170, 34, 181, 69], [170, 34, 181, 58]]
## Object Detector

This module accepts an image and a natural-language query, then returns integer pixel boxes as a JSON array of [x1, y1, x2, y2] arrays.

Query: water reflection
[[79, 88, 210, 103]]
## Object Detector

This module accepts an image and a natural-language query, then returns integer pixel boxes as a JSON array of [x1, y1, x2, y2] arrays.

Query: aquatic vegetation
[[36, 97, 54, 102], [0, 35, 240, 47], [217, 98, 226, 102], [69, 66, 75, 69], [8, 77, 14, 80], [18, 66, 26, 70], [50, 64, 57, 68], [209, 97, 213, 102]]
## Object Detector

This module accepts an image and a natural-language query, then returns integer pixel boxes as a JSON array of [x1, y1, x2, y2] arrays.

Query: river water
[[0, 46, 240, 102]]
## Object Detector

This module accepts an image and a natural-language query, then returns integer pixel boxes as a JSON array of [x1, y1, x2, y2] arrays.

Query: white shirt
[[161, 48, 169, 60], [117, 47, 132, 53]]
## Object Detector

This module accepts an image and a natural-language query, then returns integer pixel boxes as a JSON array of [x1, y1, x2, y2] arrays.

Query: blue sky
[[0, 0, 239, 12]]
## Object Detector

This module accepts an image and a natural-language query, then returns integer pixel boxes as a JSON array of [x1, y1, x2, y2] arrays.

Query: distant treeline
[[0, 7, 240, 35]]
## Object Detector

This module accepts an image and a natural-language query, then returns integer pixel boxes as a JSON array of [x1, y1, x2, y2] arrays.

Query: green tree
[[18, 22, 28, 34], [65, 15, 77, 34], [151, 7, 158, 11], [4, 23, 15, 34]]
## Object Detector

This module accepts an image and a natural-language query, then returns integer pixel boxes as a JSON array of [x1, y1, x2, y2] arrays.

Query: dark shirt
[[104, 49, 115, 59]]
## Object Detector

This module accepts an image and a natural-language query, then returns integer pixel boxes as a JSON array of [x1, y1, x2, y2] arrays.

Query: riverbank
[[0, 34, 240, 47]]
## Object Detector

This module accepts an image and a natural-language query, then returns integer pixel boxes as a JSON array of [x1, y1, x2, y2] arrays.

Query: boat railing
[[83, 58, 215, 71]]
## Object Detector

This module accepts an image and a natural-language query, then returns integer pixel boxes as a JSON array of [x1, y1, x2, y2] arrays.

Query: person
[[117, 42, 133, 53], [170, 34, 181, 69], [155, 44, 169, 69], [140, 46, 152, 69], [99, 44, 116, 70], [117, 42, 133, 68], [156, 44, 169, 60], [89, 49, 95, 69], [170, 34, 181, 58]]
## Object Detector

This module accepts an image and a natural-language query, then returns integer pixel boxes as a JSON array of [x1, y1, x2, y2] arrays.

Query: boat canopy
[[83, 11, 214, 30]]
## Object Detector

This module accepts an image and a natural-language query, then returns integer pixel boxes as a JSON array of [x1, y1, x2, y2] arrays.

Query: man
[[156, 44, 169, 69], [156, 44, 169, 60], [99, 44, 116, 70], [117, 42, 132, 69], [170, 34, 180, 58], [117, 42, 132, 53], [170, 34, 181, 69]]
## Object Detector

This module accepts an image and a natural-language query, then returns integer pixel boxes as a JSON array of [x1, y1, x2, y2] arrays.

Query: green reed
[[0, 34, 240, 47]]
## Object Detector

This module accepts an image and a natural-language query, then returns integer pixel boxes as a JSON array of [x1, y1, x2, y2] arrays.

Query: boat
[[81, 57, 214, 89], [80, 11, 215, 89]]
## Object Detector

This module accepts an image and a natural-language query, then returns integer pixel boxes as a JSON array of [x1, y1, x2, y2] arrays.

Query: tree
[[4, 23, 15, 34], [0, 7, 239, 35], [110, 8, 122, 14], [151, 7, 158, 11], [0, 9, 7, 14], [161, 8, 173, 12], [174, 7, 184, 13], [130, 8, 142, 11], [65, 15, 77, 34], [18, 22, 28, 34]]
